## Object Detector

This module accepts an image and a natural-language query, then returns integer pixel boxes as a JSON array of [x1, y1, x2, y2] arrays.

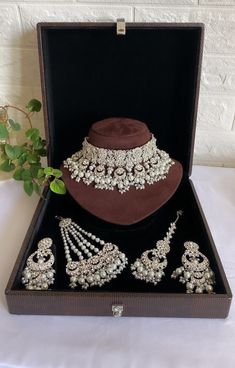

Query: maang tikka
[[57, 216, 128, 289], [131, 210, 183, 285]]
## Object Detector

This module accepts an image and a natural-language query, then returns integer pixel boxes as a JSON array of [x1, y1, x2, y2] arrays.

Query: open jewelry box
[[5, 21, 232, 317]]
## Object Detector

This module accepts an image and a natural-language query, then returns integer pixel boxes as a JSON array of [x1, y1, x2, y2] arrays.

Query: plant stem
[[0, 106, 12, 145], [2, 105, 33, 129]]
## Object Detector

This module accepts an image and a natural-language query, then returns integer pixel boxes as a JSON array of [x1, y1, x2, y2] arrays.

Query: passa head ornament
[[61, 117, 183, 225]]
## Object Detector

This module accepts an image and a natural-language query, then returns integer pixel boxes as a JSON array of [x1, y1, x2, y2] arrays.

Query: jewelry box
[[5, 21, 232, 318]]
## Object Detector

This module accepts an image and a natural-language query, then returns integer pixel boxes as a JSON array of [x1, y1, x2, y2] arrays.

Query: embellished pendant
[[21, 238, 55, 290], [171, 241, 215, 294], [131, 210, 183, 285], [131, 241, 170, 285], [57, 217, 128, 289]]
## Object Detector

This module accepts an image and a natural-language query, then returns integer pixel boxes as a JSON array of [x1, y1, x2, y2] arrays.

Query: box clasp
[[116, 19, 126, 36], [112, 304, 124, 317]]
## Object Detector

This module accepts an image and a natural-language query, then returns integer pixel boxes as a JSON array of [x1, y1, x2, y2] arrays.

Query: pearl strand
[[60, 228, 72, 262], [64, 229, 85, 260], [58, 217, 108, 262], [72, 222, 105, 246], [65, 228, 91, 257], [68, 225, 99, 254]]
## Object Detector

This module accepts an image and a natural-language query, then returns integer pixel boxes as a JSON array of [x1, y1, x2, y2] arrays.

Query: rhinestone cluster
[[58, 217, 128, 289], [171, 241, 215, 294], [131, 211, 182, 285], [63, 134, 174, 193], [21, 238, 55, 290]]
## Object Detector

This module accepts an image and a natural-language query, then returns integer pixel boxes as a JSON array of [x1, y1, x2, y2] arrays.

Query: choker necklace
[[64, 134, 174, 194]]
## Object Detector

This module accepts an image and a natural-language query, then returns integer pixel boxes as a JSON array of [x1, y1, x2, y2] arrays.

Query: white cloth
[[0, 166, 234, 368]]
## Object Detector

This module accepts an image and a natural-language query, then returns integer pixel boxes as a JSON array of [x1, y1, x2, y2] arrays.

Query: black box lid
[[37, 22, 204, 176]]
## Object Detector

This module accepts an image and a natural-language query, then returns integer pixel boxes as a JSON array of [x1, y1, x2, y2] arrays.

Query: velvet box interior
[[5, 22, 232, 317]]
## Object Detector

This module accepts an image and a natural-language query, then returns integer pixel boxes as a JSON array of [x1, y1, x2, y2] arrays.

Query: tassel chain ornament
[[57, 216, 128, 289], [21, 238, 55, 290], [171, 241, 215, 294], [131, 210, 183, 285]]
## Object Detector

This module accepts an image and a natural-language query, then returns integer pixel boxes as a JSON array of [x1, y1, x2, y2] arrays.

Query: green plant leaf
[[52, 168, 62, 178], [1, 152, 7, 160], [18, 153, 27, 166], [0, 123, 9, 140], [26, 99, 42, 113], [24, 180, 33, 196], [37, 148, 47, 156], [50, 178, 66, 195], [33, 139, 43, 150], [5, 144, 15, 159], [0, 160, 15, 172], [21, 169, 32, 181], [44, 166, 53, 176], [5, 144, 22, 160], [33, 182, 40, 194], [8, 119, 21, 131], [30, 164, 41, 178], [25, 128, 39, 141], [13, 168, 24, 180], [34, 138, 47, 155], [37, 168, 45, 179], [27, 153, 40, 164]]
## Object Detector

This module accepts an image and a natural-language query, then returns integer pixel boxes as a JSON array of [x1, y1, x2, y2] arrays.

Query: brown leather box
[[5, 22, 232, 317]]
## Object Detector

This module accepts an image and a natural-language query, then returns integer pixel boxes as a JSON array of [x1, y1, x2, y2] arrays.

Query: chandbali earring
[[56, 216, 128, 289], [21, 238, 55, 290], [171, 241, 215, 294], [131, 210, 183, 285]]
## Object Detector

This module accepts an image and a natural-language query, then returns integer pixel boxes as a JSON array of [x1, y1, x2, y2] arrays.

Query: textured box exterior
[[5, 22, 232, 318]]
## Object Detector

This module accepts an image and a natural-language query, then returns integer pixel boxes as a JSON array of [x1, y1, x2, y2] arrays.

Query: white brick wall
[[0, 1, 235, 167]]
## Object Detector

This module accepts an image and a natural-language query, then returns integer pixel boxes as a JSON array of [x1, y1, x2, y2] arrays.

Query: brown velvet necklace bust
[[61, 117, 183, 225]]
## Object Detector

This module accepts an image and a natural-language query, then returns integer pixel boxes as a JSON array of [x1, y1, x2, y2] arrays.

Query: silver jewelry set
[[63, 134, 174, 194], [22, 212, 215, 294]]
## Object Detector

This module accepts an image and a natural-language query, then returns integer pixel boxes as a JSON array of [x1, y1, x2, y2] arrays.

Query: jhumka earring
[[57, 216, 128, 289], [171, 241, 215, 294], [21, 238, 55, 290], [131, 210, 183, 285]]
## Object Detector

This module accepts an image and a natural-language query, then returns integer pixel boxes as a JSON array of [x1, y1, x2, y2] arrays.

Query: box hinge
[[116, 18, 126, 36]]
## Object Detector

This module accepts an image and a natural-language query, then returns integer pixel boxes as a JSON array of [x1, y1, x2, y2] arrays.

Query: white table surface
[[0, 165, 234, 368]]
